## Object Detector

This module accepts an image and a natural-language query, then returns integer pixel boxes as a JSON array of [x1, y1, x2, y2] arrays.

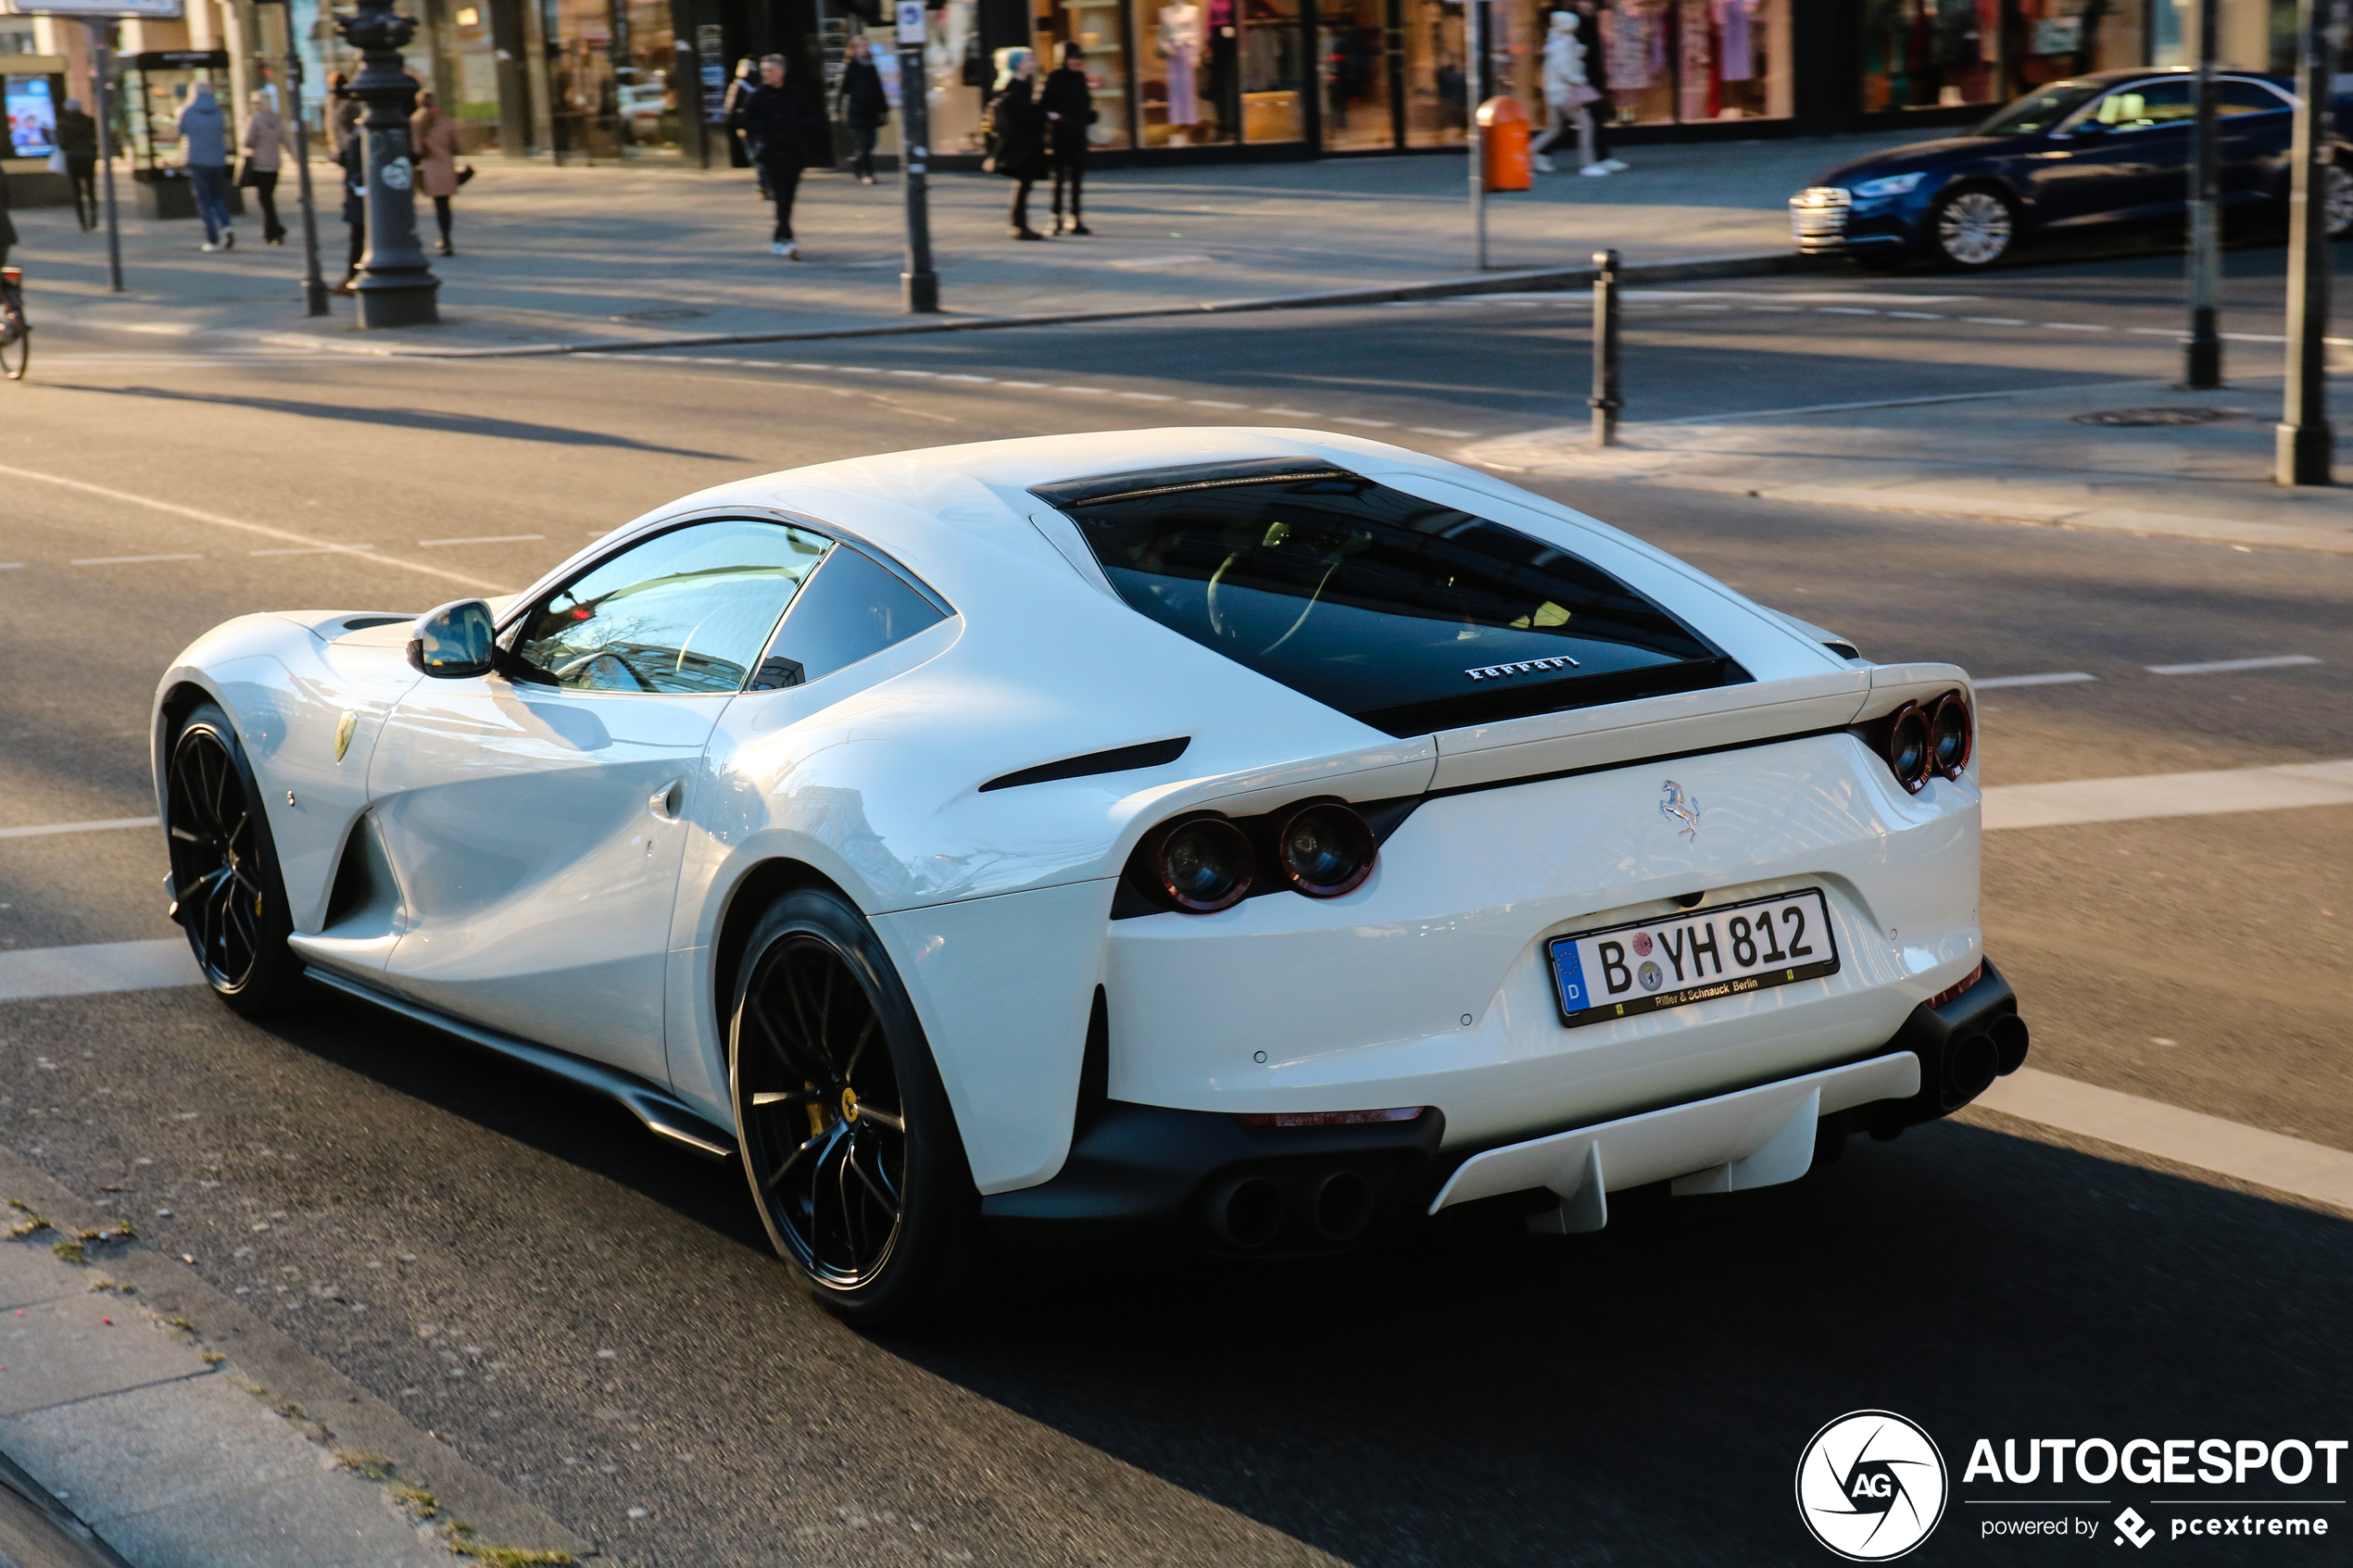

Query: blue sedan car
[[1790, 69, 2353, 270]]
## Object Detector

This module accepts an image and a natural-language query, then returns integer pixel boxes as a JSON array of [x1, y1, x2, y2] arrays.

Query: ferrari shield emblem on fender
[[1659, 779, 1700, 839], [334, 711, 357, 763]]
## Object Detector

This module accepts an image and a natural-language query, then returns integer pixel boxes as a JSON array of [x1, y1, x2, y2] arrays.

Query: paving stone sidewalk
[[0, 1148, 585, 1568], [1463, 375, 2353, 554], [10, 132, 1918, 355]]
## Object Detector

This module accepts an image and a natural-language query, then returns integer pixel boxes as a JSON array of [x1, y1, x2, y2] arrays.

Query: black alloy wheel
[[166, 703, 299, 1014], [729, 886, 982, 1325], [1931, 185, 2016, 270]]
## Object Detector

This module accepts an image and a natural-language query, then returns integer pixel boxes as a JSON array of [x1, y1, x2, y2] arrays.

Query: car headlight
[[1852, 172, 1927, 199]]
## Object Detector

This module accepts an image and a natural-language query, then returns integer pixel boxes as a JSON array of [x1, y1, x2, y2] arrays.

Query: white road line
[[2222, 332, 2289, 344], [2147, 654, 2320, 676], [417, 533, 546, 547], [786, 362, 837, 370], [1054, 385, 1107, 394], [0, 939, 201, 1002], [0, 463, 506, 591], [1333, 416, 1394, 427], [1259, 407, 1321, 417], [1975, 671, 2096, 689], [2044, 322, 2111, 332], [1963, 316, 2029, 325], [0, 817, 157, 840], [250, 546, 379, 557], [838, 366, 882, 374], [1755, 306, 1802, 312], [937, 373, 995, 383], [1117, 391, 1176, 401], [1188, 398, 1247, 408], [999, 380, 1051, 388], [1817, 307, 1878, 315], [1884, 311, 1945, 320], [1411, 426, 1475, 437], [887, 369, 936, 377], [71, 554, 204, 566], [1981, 758, 2353, 831], [1971, 1068, 2353, 1214], [2128, 327, 2188, 338], [0, 563, 20, 570]]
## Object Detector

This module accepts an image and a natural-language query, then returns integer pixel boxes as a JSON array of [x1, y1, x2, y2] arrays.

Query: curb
[[0, 1442, 137, 1568], [55, 249, 1820, 361]]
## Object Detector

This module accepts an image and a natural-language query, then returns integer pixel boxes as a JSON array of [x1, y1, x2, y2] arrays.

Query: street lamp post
[[81, 19, 123, 293], [337, 0, 438, 327], [2275, 0, 2336, 485], [1466, 0, 1487, 270], [2184, 0, 2221, 389], [895, 0, 938, 313]]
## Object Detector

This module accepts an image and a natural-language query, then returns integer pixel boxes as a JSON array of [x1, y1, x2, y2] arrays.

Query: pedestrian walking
[[411, 89, 461, 255], [987, 47, 1049, 242], [333, 123, 365, 292], [0, 163, 16, 270], [729, 53, 824, 259], [1570, 0, 1628, 171], [239, 90, 288, 245], [836, 34, 888, 184], [1533, 11, 1599, 177], [1040, 41, 1095, 235], [330, 72, 364, 143], [55, 96, 98, 231], [178, 82, 236, 250]]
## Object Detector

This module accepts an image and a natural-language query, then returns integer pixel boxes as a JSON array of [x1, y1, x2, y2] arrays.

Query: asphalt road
[[3, 249, 2348, 1566]]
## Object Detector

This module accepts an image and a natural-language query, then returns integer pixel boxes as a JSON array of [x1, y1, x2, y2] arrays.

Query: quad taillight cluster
[[1882, 689, 1973, 794], [1136, 801, 1378, 914]]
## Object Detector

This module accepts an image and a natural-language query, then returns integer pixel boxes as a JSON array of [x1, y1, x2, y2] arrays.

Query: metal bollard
[[1591, 247, 1621, 447]]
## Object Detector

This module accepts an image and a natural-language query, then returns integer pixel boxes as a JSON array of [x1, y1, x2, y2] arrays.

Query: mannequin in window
[[1535, 11, 1604, 175], [1160, 0, 1202, 133]]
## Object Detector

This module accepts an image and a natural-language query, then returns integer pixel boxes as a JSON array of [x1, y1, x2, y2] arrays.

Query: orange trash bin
[[1477, 95, 1531, 193]]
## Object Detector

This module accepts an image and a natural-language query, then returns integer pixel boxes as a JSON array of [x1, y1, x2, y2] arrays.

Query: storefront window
[[927, 0, 988, 156], [616, 0, 678, 155], [1240, 0, 1306, 141], [1033, 0, 1135, 148], [1402, 0, 1466, 146], [1135, 0, 1233, 145], [1320, 0, 1391, 150], [1579, 0, 1786, 126], [438, 2, 504, 152]]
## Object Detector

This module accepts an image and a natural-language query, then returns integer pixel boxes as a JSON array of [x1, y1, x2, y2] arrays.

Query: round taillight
[[1151, 817, 1255, 912], [1887, 703, 1931, 794], [1930, 691, 1973, 778], [1274, 802, 1377, 898]]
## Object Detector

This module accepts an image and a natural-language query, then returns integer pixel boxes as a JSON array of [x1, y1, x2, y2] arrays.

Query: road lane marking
[[937, 373, 995, 383], [1975, 671, 2096, 689], [998, 380, 1051, 388], [1188, 398, 1246, 408], [1259, 407, 1321, 416], [1117, 391, 1176, 401], [0, 463, 507, 591], [71, 554, 204, 566], [1969, 1068, 2353, 1215], [1963, 316, 2029, 325], [2044, 322, 2111, 332], [2147, 654, 2320, 675], [0, 817, 158, 840], [0, 939, 201, 1002], [250, 546, 379, 557], [1884, 311, 1945, 320], [1412, 425, 1475, 436], [1333, 416, 1395, 427], [0, 563, 19, 571], [1817, 307, 1878, 315], [1981, 758, 2353, 831], [418, 534, 546, 547]]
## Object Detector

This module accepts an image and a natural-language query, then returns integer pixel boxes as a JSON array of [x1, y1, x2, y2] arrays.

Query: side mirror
[[407, 598, 498, 678]]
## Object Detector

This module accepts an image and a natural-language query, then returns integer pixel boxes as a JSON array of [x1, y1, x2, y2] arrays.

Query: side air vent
[[980, 736, 1190, 793]]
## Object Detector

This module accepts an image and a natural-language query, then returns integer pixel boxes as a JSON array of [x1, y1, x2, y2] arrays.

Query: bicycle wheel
[[0, 292, 27, 382]]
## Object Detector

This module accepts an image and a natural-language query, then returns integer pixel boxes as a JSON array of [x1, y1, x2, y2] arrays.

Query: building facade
[[0, 0, 2337, 174]]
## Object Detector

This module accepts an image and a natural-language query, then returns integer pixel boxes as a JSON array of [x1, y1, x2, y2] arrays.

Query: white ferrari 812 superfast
[[154, 429, 2026, 1323]]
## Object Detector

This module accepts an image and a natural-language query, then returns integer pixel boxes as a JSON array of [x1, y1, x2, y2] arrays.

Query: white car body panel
[[155, 429, 1993, 1212]]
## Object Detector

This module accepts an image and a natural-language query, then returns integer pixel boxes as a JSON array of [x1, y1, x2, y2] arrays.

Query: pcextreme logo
[[1796, 1411, 1950, 1561]]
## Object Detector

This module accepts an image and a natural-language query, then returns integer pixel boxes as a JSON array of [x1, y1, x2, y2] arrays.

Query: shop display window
[[1032, 0, 1136, 148], [1320, 0, 1392, 149], [1582, 0, 1787, 127], [1403, 0, 1466, 145]]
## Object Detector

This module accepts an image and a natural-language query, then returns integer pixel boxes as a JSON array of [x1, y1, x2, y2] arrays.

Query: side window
[[749, 543, 948, 691], [2090, 81, 2195, 131], [511, 520, 831, 694], [2218, 79, 2292, 117]]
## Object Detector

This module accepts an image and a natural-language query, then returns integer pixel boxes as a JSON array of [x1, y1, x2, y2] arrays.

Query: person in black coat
[[988, 47, 1049, 241], [331, 128, 366, 293], [730, 53, 826, 258], [837, 34, 889, 184], [1038, 42, 1095, 235], [56, 98, 100, 231]]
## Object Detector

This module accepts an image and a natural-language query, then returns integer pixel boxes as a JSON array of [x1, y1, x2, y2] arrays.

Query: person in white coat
[[1535, 11, 1604, 177]]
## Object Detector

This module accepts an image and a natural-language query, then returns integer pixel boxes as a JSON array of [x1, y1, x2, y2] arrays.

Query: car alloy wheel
[[166, 703, 298, 1013], [728, 887, 981, 1323], [2325, 163, 2353, 240], [1933, 189, 2013, 268]]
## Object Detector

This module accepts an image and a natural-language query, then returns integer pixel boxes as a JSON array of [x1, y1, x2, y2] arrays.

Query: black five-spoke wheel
[[730, 887, 982, 1324], [166, 703, 298, 1014]]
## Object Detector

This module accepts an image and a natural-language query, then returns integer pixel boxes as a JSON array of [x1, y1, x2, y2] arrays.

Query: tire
[[728, 885, 983, 1327], [1929, 185, 2016, 270], [165, 702, 301, 1015], [2325, 162, 2353, 241], [0, 289, 27, 383]]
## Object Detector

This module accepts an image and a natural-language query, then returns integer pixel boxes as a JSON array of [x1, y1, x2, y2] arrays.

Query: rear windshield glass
[[1044, 467, 1741, 737]]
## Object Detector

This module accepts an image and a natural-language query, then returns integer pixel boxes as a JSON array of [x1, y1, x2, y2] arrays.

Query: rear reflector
[[1927, 960, 1986, 1010], [1235, 1107, 1427, 1128]]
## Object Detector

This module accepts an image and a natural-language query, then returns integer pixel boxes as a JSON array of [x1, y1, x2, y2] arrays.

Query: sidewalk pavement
[[1463, 374, 2353, 555], [0, 1148, 586, 1568], [11, 133, 1918, 357]]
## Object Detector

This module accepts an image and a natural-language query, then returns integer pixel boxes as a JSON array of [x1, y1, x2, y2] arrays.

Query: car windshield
[[1040, 463, 1741, 738], [1973, 82, 2101, 135]]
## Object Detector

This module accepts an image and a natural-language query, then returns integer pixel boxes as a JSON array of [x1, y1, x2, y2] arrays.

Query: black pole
[[895, 2, 938, 313], [339, 0, 439, 327], [2276, 0, 2334, 484], [2184, 0, 2221, 388], [84, 20, 123, 294], [1591, 247, 1619, 446], [286, 40, 330, 317]]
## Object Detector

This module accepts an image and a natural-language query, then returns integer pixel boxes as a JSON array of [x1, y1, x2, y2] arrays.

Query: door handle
[[648, 779, 686, 822]]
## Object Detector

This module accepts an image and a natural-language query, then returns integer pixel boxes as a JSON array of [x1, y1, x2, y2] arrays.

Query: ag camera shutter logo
[[1796, 1411, 1949, 1561]]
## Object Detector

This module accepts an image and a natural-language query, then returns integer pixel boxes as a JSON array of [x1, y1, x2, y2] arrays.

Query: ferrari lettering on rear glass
[[1465, 655, 1580, 681], [1547, 888, 1841, 1027]]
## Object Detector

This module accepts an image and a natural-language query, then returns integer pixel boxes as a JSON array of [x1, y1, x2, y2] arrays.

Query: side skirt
[[303, 967, 738, 1162]]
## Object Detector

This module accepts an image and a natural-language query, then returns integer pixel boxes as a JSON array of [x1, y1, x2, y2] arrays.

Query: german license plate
[[1546, 888, 1841, 1029]]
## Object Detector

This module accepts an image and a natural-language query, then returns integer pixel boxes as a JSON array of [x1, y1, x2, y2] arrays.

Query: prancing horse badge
[[334, 711, 357, 763], [1659, 779, 1700, 839]]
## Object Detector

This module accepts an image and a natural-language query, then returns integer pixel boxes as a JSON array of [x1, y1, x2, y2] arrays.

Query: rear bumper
[[983, 960, 2026, 1254]]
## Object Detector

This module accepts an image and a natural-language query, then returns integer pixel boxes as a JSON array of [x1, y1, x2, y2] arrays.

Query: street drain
[[2071, 407, 2243, 427], [611, 307, 710, 322]]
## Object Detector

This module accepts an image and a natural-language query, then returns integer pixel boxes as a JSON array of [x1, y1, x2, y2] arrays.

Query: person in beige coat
[[240, 91, 289, 245], [410, 89, 461, 256]]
